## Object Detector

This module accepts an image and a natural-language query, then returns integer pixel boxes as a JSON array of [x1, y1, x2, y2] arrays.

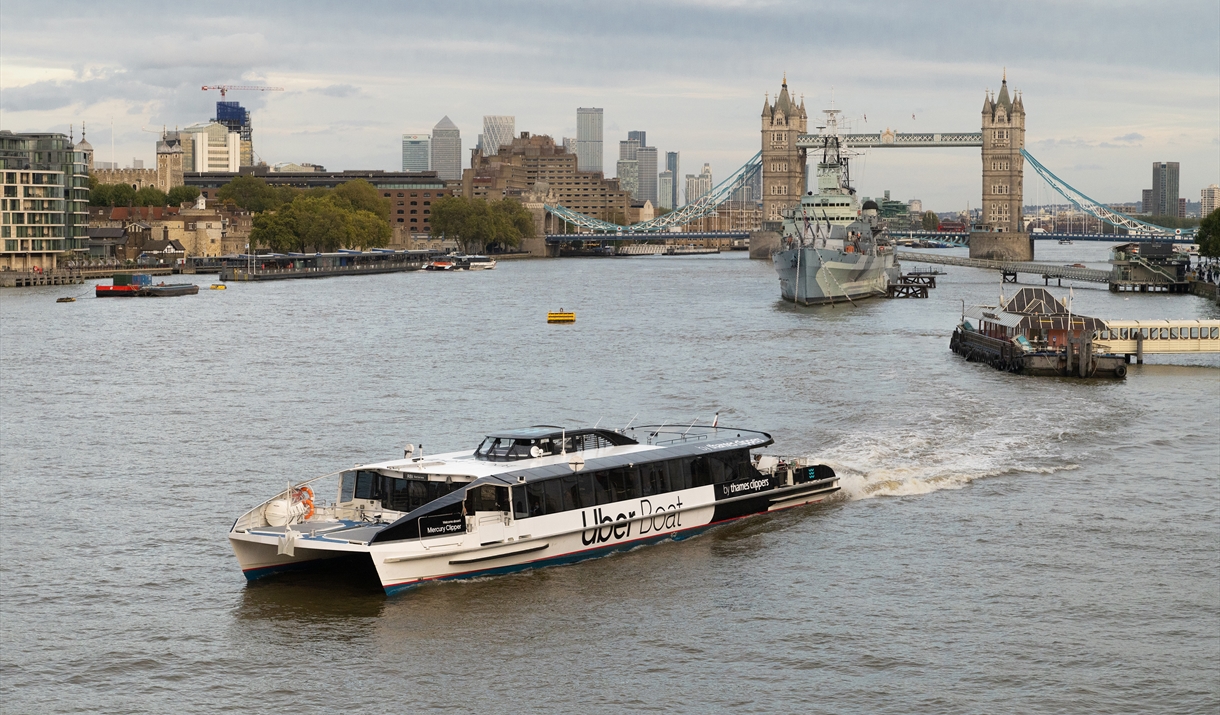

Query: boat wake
[[807, 428, 1080, 501]]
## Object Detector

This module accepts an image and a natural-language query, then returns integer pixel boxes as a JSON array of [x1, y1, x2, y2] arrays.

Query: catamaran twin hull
[[773, 246, 897, 304], [228, 425, 839, 595]]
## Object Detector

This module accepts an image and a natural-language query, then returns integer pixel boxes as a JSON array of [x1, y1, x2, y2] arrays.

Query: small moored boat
[[228, 422, 839, 594]]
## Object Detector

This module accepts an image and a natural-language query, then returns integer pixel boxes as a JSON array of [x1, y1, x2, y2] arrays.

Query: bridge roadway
[[895, 250, 1113, 283], [545, 231, 748, 244]]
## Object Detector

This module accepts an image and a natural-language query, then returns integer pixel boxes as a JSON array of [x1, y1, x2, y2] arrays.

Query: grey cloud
[[1113, 133, 1145, 142], [313, 85, 361, 98]]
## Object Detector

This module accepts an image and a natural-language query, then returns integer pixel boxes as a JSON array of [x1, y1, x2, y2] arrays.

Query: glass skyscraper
[[636, 146, 658, 205], [401, 134, 430, 172], [430, 116, 461, 181], [576, 108, 603, 173], [482, 116, 515, 155], [666, 151, 680, 207]]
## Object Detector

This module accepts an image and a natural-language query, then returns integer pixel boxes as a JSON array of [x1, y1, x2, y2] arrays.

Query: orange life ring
[[293, 486, 315, 520]]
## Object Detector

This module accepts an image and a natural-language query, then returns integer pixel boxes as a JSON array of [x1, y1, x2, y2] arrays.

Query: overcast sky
[[2, 0, 1217, 211]]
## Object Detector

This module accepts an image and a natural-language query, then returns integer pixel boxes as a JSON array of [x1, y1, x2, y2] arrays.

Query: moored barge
[[950, 287, 1127, 378]]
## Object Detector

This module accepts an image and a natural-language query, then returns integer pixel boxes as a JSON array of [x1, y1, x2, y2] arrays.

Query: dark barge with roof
[[951, 287, 1128, 378]]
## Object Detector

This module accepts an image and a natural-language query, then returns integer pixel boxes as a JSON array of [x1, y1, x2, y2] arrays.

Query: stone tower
[[761, 74, 807, 226], [154, 129, 185, 193], [980, 71, 1025, 232]]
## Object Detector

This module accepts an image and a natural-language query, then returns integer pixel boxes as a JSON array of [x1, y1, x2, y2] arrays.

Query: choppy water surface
[[2, 242, 1217, 713]]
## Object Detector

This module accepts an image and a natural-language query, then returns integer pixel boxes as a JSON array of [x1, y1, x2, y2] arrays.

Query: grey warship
[[773, 109, 899, 305]]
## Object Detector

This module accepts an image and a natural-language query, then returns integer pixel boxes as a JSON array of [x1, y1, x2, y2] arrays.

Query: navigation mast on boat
[[772, 109, 901, 305]]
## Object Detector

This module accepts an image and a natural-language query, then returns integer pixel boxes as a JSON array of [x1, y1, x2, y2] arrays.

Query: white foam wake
[[805, 428, 1080, 501]]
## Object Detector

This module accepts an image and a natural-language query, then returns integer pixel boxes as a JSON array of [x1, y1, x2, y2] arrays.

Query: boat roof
[[483, 426, 634, 443], [367, 425, 773, 543]]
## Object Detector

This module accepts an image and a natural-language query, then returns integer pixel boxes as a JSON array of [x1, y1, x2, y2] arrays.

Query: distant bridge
[[544, 231, 748, 244]]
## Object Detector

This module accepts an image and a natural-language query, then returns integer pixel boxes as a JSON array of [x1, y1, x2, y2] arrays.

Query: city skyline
[[2, 1, 1216, 211]]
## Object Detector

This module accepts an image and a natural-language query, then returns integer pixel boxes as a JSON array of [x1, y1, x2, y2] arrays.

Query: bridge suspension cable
[[1021, 149, 1181, 238], [545, 151, 762, 233]]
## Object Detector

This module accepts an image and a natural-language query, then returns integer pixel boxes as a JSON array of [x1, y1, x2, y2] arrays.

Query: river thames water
[[2, 242, 1218, 713]]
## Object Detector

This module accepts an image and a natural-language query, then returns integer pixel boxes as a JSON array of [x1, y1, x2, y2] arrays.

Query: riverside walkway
[[895, 251, 1113, 284]]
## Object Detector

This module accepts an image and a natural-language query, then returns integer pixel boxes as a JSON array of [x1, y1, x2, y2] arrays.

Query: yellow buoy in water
[[56, 297, 76, 303], [547, 310, 575, 324], [211, 284, 227, 290]]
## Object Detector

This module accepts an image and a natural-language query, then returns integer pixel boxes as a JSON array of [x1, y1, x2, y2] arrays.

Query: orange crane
[[201, 85, 284, 98]]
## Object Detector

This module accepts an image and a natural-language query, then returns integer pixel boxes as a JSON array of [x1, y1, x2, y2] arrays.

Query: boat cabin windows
[[465, 484, 509, 513], [345, 469, 467, 513], [509, 450, 760, 520], [474, 429, 634, 462]]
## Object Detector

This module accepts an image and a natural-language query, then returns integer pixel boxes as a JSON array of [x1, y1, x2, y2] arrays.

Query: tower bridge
[[544, 72, 1182, 256]]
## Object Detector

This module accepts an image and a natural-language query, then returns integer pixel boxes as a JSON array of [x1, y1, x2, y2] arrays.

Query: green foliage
[[110, 184, 136, 207], [431, 196, 535, 253], [1137, 214, 1201, 230], [167, 185, 201, 206], [1197, 209, 1220, 258], [248, 190, 392, 253], [216, 175, 296, 212], [921, 210, 939, 231], [134, 186, 169, 206], [250, 211, 298, 253], [330, 179, 390, 221], [344, 209, 391, 250], [89, 182, 112, 206]]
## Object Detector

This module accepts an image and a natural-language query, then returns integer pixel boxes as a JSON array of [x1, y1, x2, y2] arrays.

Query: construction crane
[[200, 85, 284, 98]]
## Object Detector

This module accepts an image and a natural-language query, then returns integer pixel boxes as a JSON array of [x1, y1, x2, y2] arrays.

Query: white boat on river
[[229, 423, 839, 595]]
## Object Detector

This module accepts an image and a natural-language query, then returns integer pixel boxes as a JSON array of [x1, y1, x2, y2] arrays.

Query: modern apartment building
[[1202, 184, 1220, 216], [431, 116, 462, 181], [685, 163, 713, 203], [576, 108, 603, 173], [0, 130, 90, 271], [636, 146, 658, 205], [181, 122, 242, 173], [1151, 161, 1180, 217], [482, 116, 516, 154], [213, 101, 255, 166], [658, 170, 675, 210], [616, 159, 639, 198], [402, 134, 430, 172]]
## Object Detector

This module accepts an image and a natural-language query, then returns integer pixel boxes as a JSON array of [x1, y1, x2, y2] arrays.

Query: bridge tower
[[972, 71, 1033, 260], [761, 74, 807, 227], [981, 71, 1025, 231]]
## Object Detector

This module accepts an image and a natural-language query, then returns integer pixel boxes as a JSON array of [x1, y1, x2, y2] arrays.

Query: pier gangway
[[1095, 320, 1220, 361], [895, 251, 1113, 283]]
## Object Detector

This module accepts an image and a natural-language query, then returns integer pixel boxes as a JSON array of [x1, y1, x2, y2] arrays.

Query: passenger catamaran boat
[[772, 109, 900, 305], [229, 423, 839, 595]]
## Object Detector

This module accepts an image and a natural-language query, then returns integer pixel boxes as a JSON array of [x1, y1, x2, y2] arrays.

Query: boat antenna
[[623, 412, 639, 431], [682, 416, 699, 436], [593, 416, 603, 429]]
